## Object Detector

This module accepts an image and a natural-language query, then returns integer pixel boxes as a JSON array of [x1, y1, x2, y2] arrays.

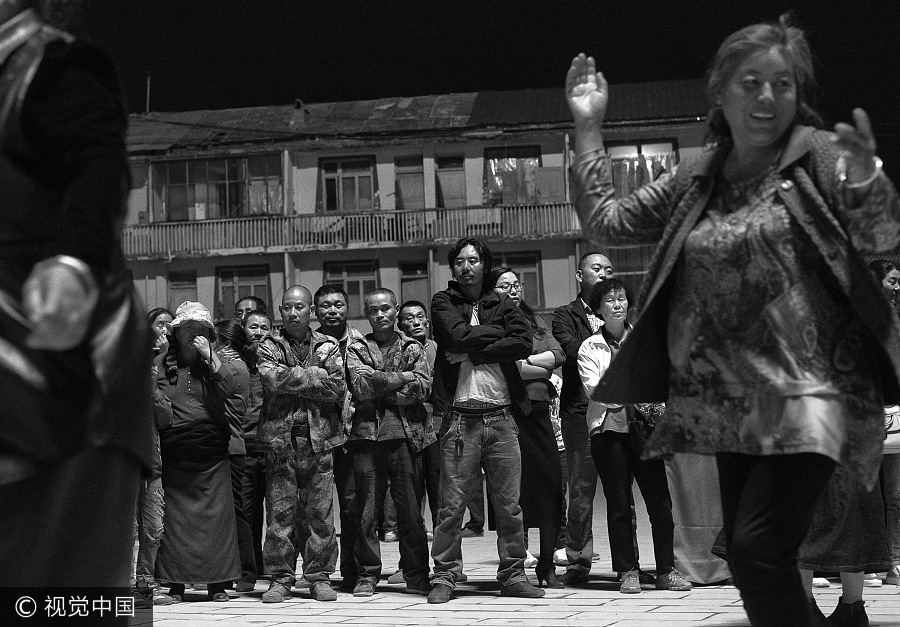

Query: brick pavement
[[147, 490, 900, 626]]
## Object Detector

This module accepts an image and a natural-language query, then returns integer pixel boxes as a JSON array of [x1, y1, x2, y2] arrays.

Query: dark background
[[57, 1, 900, 170]]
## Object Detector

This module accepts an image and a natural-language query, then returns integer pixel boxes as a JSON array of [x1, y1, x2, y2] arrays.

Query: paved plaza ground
[[147, 490, 900, 626]]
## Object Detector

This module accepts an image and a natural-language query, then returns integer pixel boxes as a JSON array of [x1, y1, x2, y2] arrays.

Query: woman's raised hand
[[833, 108, 879, 186], [565, 54, 608, 126]]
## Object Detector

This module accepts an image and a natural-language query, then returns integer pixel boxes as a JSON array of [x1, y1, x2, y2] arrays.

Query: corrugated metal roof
[[126, 79, 706, 154]]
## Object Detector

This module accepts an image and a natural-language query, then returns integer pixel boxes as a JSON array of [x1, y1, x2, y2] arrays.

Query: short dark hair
[[447, 237, 493, 277], [364, 287, 397, 307], [314, 284, 349, 307], [578, 251, 608, 269], [242, 310, 272, 327], [588, 277, 628, 312], [234, 295, 268, 314], [869, 259, 899, 283], [398, 300, 427, 317]]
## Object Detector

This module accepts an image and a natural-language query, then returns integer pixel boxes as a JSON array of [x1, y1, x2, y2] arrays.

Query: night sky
[[71, 1, 898, 152]]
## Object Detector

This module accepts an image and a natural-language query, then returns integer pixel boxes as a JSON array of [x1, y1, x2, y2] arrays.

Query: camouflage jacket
[[346, 331, 435, 452], [257, 329, 346, 453]]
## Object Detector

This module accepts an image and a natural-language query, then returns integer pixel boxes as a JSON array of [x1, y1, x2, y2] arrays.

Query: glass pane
[[168, 185, 187, 221], [343, 159, 371, 173], [188, 160, 207, 184], [151, 163, 168, 186], [641, 142, 674, 156], [346, 281, 362, 317], [168, 162, 186, 184], [436, 156, 464, 170], [227, 159, 241, 181], [228, 182, 246, 216], [396, 171, 424, 211], [325, 178, 338, 212], [247, 155, 268, 177], [342, 177, 357, 211], [208, 159, 227, 181], [267, 154, 282, 175], [401, 276, 429, 306], [357, 176, 372, 211], [395, 156, 422, 171], [436, 170, 465, 208], [208, 183, 224, 218], [322, 161, 338, 174]]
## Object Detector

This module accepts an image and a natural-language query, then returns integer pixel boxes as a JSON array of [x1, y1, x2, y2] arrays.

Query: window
[[151, 154, 283, 221], [395, 157, 424, 211], [216, 265, 270, 322], [483, 146, 541, 205], [168, 271, 197, 311], [606, 140, 678, 198], [435, 156, 466, 208], [495, 251, 542, 309], [320, 157, 376, 212], [400, 262, 429, 306], [324, 260, 379, 317]]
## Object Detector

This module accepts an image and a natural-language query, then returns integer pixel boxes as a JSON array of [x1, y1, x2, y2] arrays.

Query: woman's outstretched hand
[[565, 53, 608, 126], [833, 108, 879, 186]]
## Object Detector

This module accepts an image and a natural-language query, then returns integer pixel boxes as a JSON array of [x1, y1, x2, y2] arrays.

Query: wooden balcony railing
[[121, 203, 581, 260]]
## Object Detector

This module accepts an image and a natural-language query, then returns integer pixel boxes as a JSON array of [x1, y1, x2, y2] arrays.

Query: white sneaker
[[524, 550, 538, 568], [811, 577, 830, 588], [863, 573, 883, 587], [553, 548, 568, 566]]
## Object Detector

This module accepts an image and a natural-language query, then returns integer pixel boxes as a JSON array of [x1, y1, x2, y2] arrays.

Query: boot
[[827, 597, 869, 627]]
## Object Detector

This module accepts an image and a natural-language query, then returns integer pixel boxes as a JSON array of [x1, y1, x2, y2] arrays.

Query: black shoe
[[535, 565, 564, 589], [827, 597, 868, 627], [559, 569, 589, 585], [235, 580, 256, 593], [500, 580, 545, 598], [460, 527, 484, 538]]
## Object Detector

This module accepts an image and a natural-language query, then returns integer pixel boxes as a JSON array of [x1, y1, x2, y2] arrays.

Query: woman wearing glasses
[[488, 268, 566, 588]]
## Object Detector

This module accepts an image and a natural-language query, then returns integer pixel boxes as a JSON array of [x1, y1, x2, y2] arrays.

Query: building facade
[[124, 80, 709, 322]]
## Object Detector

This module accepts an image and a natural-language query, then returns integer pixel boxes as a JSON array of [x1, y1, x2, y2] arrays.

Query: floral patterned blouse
[[644, 165, 886, 481]]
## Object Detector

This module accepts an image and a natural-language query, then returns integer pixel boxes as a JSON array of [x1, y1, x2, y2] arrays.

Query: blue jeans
[[135, 476, 165, 589], [431, 407, 527, 588]]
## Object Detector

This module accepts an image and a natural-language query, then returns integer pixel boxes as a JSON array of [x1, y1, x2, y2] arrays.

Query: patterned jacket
[[346, 331, 435, 452], [257, 329, 346, 453]]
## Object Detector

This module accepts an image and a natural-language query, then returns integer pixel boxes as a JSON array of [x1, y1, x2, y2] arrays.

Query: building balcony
[[121, 203, 581, 260]]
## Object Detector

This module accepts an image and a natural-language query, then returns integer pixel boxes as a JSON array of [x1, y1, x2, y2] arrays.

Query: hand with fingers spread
[[833, 108, 881, 189]]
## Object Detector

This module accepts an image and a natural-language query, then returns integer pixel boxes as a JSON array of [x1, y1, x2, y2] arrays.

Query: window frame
[[319, 156, 377, 213], [323, 259, 380, 318], [214, 264, 271, 322]]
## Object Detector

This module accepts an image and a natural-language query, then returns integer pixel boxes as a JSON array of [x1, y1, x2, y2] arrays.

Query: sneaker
[[524, 550, 538, 568], [885, 565, 900, 585], [262, 582, 291, 603], [812, 577, 831, 588], [460, 527, 484, 538], [457, 573, 468, 583], [863, 573, 882, 587], [553, 548, 568, 566], [310, 581, 338, 601], [637, 570, 656, 585], [383, 530, 399, 542], [151, 590, 177, 605], [352, 580, 375, 597], [619, 569, 641, 594], [209, 591, 230, 602], [656, 569, 692, 591], [500, 580, 545, 598], [387, 569, 405, 585], [235, 580, 256, 593], [427, 582, 454, 604]]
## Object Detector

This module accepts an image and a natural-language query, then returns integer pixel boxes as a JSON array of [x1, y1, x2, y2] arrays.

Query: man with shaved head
[[256, 285, 347, 602]]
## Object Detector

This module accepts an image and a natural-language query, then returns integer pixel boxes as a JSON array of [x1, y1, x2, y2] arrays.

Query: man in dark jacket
[[427, 237, 544, 603], [551, 251, 616, 583]]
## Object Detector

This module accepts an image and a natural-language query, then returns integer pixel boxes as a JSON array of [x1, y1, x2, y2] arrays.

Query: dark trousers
[[591, 430, 675, 574], [352, 439, 429, 586], [0, 446, 140, 586], [717, 452, 835, 627], [241, 449, 267, 576], [230, 454, 258, 583], [333, 445, 358, 586], [421, 439, 441, 529]]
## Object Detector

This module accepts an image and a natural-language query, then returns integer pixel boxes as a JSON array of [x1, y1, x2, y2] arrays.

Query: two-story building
[[124, 79, 709, 323]]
